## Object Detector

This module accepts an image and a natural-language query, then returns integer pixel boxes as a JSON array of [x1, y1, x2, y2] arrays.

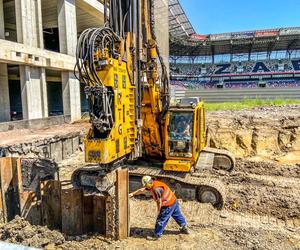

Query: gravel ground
[[0, 105, 300, 249]]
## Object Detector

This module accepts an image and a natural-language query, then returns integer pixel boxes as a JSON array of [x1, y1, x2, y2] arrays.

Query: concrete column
[[15, 0, 43, 48], [0, 64, 10, 122], [58, 0, 81, 122], [0, 0, 5, 39], [20, 66, 48, 120], [0, 0, 11, 122], [62, 72, 81, 121], [15, 0, 48, 120], [58, 0, 77, 56]]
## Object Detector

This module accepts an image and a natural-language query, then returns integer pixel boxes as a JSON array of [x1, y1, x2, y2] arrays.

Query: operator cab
[[168, 111, 193, 158], [164, 99, 206, 172]]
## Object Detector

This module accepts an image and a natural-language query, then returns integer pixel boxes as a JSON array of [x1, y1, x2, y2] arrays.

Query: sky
[[180, 0, 300, 34]]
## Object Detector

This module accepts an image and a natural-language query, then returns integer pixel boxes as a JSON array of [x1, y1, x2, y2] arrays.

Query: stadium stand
[[170, 79, 300, 90], [168, 2, 300, 101], [170, 58, 300, 76]]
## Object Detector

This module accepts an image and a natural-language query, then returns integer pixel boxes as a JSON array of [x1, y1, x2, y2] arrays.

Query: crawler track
[[129, 147, 235, 209], [129, 166, 227, 209]]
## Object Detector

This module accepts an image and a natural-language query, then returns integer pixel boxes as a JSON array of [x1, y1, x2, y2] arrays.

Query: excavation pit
[[0, 157, 130, 240]]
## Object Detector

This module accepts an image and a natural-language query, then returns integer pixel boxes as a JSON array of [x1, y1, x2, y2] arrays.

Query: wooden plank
[[0, 157, 13, 221], [14, 158, 23, 194], [0, 158, 7, 223], [61, 188, 83, 235], [93, 195, 106, 234], [20, 191, 42, 225], [41, 180, 62, 230], [83, 195, 93, 233], [0, 158, 21, 221], [0, 157, 43, 224], [116, 168, 129, 240]]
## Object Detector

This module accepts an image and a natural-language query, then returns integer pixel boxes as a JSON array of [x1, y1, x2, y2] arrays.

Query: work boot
[[146, 234, 160, 241], [180, 225, 190, 234]]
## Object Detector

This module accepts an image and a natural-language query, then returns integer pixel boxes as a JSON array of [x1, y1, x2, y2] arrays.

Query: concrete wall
[[0, 0, 10, 122], [0, 131, 82, 162]]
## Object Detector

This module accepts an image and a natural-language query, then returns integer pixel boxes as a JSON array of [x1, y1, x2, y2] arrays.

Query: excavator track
[[199, 147, 236, 172], [129, 148, 235, 210], [129, 166, 227, 209], [71, 148, 235, 209]]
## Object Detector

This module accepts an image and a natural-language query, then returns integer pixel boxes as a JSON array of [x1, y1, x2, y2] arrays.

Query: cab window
[[168, 112, 193, 158]]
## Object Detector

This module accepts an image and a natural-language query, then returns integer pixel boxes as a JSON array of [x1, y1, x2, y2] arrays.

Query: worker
[[129, 176, 190, 240], [176, 116, 191, 138]]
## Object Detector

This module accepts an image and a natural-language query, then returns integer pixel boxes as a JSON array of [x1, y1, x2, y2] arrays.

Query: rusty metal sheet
[[83, 195, 93, 233], [93, 195, 106, 234], [105, 195, 115, 238], [20, 191, 41, 225], [61, 188, 83, 235], [0, 157, 44, 224], [116, 168, 129, 240], [83, 195, 106, 234], [0, 158, 22, 222], [41, 180, 62, 230], [0, 158, 6, 223]]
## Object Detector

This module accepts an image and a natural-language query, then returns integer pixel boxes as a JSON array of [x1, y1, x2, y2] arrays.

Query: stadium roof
[[170, 27, 300, 57], [168, 0, 196, 39]]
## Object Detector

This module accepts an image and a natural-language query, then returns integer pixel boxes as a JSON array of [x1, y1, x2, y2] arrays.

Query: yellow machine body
[[81, 0, 208, 174], [84, 59, 136, 164], [73, 0, 234, 211], [163, 160, 192, 172], [141, 82, 164, 158], [163, 101, 206, 172]]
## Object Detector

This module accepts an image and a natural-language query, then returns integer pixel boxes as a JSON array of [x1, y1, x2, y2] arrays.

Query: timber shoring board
[[0, 157, 42, 224], [0, 158, 10, 222], [83, 195, 94, 233], [0, 157, 127, 238], [20, 191, 42, 225], [41, 180, 62, 230], [61, 188, 83, 235], [0, 158, 22, 222], [116, 168, 129, 240], [93, 195, 106, 234]]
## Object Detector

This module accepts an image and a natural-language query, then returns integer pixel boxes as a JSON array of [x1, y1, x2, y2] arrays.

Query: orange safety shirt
[[150, 180, 176, 207]]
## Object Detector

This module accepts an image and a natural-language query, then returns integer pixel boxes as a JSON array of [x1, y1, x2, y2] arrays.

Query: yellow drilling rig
[[72, 0, 235, 209]]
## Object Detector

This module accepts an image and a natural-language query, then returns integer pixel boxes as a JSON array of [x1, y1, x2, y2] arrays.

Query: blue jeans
[[154, 200, 187, 237]]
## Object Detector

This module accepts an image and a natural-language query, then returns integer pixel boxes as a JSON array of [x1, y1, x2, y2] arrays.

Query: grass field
[[205, 98, 300, 112]]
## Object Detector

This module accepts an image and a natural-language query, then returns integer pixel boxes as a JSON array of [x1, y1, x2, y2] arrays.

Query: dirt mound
[[0, 216, 65, 248], [193, 159, 300, 220], [225, 183, 300, 220], [207, 105, 300, 164], [235, 159, 300, 178], [222, 160, 300, 220], [219, 226, 294, 250]]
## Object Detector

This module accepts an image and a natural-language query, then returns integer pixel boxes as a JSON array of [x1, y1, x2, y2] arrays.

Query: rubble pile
[[0, 216, 65, 248]]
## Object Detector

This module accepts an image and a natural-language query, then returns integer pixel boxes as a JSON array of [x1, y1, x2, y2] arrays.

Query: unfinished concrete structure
[[0, 0, 169, 124]]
